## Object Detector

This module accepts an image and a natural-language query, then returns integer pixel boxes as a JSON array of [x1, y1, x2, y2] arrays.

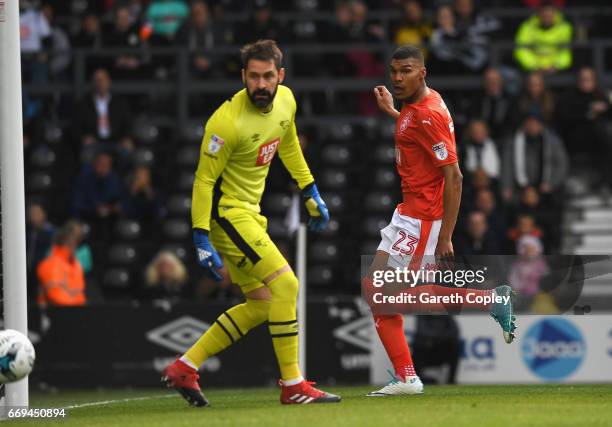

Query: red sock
[[373, 314, 415, 381]]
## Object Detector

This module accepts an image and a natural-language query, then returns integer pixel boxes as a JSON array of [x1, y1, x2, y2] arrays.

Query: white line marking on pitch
[[64, 394, 176, 409]]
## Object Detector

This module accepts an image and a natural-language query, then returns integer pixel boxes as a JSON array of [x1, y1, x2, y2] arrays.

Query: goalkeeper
[[162, 40, 340, 407]]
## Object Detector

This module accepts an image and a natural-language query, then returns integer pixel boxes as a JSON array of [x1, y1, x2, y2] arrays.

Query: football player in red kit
[[365, 45, 516, 396]]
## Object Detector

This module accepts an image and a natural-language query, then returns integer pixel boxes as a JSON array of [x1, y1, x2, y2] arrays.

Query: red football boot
[[280, 380, 341, 404], [161, 359, 209, 407]]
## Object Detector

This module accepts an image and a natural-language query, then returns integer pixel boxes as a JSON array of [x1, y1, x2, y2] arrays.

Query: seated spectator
[[26, 203, 55, 298], [320, 2, 355, 76], [474, 188, 506, 243], [453, 0, 501, 38], [176, 1, 231, 78], [514, 3, 572, 72], [514, 185, 558, 251], [75, 69, 133, 158], [74, 13, 102, 49], [393, 0, 432, 50], [37, 220, 87, 306], [461, 119, 500, 181], [20, 2, 52, 84], [123, 166, 163, 221], [516, 71, 556, 124], [142, 251, 190, 300], [508, 214, 544, 247], [235, 0, 283, 44], [429, 4, 487, 74], [72, 151, 124, 222], [468, 68, 517, 139], [103, 5, 145, 79], [348, 0, 386, 43], [141, 0, 189, 45], [557, 66, 612, 186], [40, 4, 71, 81], [455, 210, 502, 255], [502, 110, 569, 203], [508, 235, 549, 305]]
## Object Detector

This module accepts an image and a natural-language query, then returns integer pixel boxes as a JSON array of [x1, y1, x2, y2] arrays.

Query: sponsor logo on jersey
[[432, 141, 448, 161], [279, 120, 291, 130], [208, 134, 225, 154], [522, 318, 585, 381], [256, 138, 280, 166]]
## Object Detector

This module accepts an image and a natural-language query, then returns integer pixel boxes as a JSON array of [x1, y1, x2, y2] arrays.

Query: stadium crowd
[[21, 0, 612, 303]]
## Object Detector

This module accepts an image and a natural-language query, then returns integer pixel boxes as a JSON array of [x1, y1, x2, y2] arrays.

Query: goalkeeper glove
[[302, 182, 330, 232], [193, 228, 223, 281]]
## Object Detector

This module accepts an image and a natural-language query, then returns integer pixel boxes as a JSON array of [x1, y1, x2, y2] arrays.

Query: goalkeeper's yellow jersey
[[192, 85, 314, 231]]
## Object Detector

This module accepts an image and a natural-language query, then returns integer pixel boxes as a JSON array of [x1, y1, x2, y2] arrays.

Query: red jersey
[[395, 88, 458, 220]]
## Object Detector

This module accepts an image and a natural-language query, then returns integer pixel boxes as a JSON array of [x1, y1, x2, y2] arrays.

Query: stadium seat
[[329, 123, 354, 141], [26, 171, 53, 193], [267, 217, 287, 238], [114, 219, 142, 241], [262, 193, 292, 215], [174, 172, 195, 191], [323, 192, 346, 213], [166, 194, 192, 216], [132, 118, 160, 144], [364, 192, 394, 213], [43, 122, 63, 145], [320, 169, 348, 189], [363, 217, 388, 237], [373, 168, 397, 188], [309, 241, 339, 262], [379, 121, 396, 139], [308, 265, 334, 286], [102, 268, 132, 289], [360, 239, 381, 256], [321, 218, 340, 236], [108, 244, 138, 266], [132, 148, 155, 166], [161, 244, 190, 262], [162, 219, 191, 240], [321, 144, 351, 165], [375, 145, 396, 164], [176, 146, 200, 167], [29, 146, 57, 169], [181, 121, 204, 144]]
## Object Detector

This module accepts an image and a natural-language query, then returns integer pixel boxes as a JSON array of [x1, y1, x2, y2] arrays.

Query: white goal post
[[0, 0, 30, 408]]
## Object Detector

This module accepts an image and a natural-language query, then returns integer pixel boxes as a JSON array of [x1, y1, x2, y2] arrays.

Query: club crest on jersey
[[432, 142, 448, 160], [208, 134, 225, 154], [256, 138, 280, 166], [399, 111, 414, 132]]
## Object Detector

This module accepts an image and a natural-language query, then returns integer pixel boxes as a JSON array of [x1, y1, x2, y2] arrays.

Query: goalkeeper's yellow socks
[[182, 298, 270, 368], [267, 270, 302, 381]]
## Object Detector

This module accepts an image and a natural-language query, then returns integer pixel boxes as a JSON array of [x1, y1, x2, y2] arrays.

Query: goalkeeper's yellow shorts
[[210, 207, 288, 294]]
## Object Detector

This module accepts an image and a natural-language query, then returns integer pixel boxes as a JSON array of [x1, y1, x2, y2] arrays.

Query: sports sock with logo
[[267, 270, 301, 381], [182, 298, 270, 368]]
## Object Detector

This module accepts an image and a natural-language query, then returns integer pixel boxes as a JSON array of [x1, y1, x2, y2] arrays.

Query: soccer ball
[[0, 329, 35, 383]]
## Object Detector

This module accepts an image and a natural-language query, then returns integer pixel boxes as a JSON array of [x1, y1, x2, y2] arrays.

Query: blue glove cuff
[[301, 182, 319, 199]]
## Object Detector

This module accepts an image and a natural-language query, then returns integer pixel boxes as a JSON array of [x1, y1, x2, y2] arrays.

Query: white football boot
[[366, 371, 424, 396]]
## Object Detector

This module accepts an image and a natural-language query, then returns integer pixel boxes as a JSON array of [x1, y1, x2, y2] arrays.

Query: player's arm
[[191, 109, 236, 279], [416, 110, 460, 258], [278, 110, 329, 232], [373, 86, 400, 120], [438, 163, 463, 258]]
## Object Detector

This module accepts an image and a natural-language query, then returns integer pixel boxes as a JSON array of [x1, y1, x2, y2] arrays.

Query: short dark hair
[[54, 220, 82, 246], [240, 39, 283, 70], [392, 45, 424, 64]]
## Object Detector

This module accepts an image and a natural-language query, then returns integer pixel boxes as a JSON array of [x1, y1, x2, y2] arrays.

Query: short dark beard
[[247, 85, 278, 110]]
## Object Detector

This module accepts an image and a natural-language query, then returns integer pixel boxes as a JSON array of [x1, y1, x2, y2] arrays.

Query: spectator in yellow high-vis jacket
[[514, 3, 573, 72]]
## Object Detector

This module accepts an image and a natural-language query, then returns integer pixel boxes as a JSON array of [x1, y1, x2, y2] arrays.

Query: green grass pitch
[[5, 384, 612, 427]]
